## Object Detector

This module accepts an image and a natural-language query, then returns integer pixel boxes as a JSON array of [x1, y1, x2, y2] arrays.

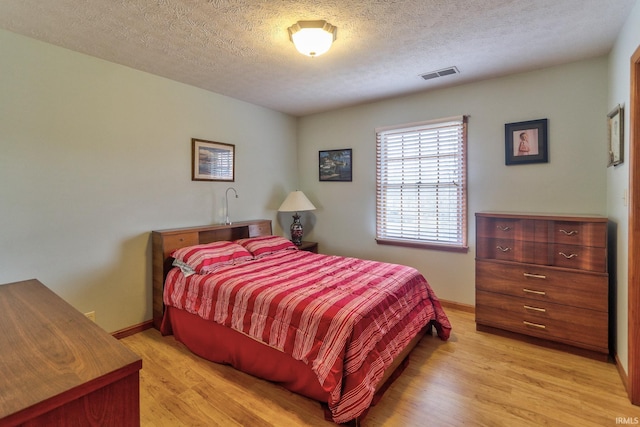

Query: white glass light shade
[[288, 20, 337, 57], [278, 191, 316, 212]]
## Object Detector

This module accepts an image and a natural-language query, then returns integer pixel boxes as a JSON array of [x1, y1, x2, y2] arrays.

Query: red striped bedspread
[[164, 250, 451, 423]]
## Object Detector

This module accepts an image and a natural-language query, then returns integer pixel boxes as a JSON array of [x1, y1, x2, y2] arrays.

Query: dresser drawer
[[552, 244, 607, 272], [476, 260, 608, 311], [477, 217, 520, 239], [476, 239, 548, 264], [552, 221, 606, 247], [476, 290, 608, 352], [477, 216, 548, 241], [477, 238, 517, 261]]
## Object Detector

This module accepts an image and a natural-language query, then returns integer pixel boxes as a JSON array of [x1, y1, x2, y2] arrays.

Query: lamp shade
[[278, 191, 316, 212], [288, 20, 337, 57]]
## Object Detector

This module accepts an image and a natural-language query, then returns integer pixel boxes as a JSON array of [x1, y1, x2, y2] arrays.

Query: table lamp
[[278, 191, 316, 246]]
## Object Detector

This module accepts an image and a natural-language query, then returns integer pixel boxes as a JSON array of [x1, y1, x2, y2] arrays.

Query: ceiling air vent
[[420, 66, 459, 80]]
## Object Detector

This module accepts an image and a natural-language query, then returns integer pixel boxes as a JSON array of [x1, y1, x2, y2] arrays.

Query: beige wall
[[298, 57, 609, 305], [0, 29, 298, 332], [607, 0, 640, 375]]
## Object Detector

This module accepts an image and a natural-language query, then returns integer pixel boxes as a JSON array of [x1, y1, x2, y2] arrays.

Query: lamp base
[[290, 213, 303, 246]]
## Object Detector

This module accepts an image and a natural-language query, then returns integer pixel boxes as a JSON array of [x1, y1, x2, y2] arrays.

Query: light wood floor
[[121, 308, 640, 426]]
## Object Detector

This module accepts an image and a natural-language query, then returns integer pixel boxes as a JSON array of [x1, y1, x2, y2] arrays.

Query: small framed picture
[[505, 119, 548, 165], [607, 105, 624, 167], [192, 138, 235, 181], [319, 149, 352, 182]]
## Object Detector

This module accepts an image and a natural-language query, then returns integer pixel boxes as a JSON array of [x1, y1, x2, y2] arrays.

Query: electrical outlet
[[84, 311, 96, 322]]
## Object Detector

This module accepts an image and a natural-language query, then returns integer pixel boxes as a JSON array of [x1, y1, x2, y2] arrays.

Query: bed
[[151, 220, 451, 424]]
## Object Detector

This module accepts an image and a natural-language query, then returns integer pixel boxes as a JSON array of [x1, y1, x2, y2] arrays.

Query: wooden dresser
[[475, 212, 609, 360], [0, 279, 142, 426]]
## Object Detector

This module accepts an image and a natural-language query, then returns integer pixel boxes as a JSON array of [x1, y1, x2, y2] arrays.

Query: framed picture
[[607, 104, 624, 167], [505, 119, 548, 165], [192, 138, 235, 182], [319, 149, 352, 181]]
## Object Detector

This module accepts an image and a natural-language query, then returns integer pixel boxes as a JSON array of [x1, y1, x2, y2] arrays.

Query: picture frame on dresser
[[505, 119, 548, 165], [192, 138, 235, 182], [607, 104, 624, 167]]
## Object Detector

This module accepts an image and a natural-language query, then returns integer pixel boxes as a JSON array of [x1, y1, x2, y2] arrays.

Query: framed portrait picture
[[319, 149, 352, 182], [607, 104, 624, 167], [505, 119, 548, 165], [192, 138, 235, 182]]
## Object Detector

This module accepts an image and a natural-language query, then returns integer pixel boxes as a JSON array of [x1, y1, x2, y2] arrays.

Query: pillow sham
[[171, 241, 253, 274], [235, 235, 298, 258]]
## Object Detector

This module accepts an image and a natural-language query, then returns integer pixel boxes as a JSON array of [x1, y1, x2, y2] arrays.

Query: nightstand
[[298, 241, 318, 253]]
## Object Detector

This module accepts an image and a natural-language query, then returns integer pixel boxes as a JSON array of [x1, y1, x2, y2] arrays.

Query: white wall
[[298, 57, 608, 306], [607, 0, 640, 375], [0, 29, 298, 332]]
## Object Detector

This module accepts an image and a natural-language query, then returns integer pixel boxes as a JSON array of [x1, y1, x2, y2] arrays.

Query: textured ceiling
[[0, 0, 636, 116]]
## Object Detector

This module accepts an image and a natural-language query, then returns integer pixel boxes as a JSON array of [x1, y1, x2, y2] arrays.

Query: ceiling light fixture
[[288, 20, 337, 57]]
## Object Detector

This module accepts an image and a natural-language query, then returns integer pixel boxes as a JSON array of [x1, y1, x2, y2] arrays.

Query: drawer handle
[[559, 229, 578, 236], [523, 273, 547, 279], [496, 225, 511, 231], [523, 321, 546, 329], [558, 252, 578, 259], [523, 288, 546, 295], [496, 245, 511, 252], [524, 305, 546, 313]]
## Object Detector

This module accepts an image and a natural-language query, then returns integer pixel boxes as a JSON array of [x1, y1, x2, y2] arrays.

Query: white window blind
[[376, 116, 468, 250]]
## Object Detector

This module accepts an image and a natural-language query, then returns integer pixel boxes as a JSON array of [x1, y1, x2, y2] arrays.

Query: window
[[376, 116, 468, 251]]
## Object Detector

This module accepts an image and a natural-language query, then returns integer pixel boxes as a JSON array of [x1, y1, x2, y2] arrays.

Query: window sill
[[376, 238, 469, 253]]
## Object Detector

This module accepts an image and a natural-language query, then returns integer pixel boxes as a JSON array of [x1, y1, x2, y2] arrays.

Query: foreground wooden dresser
[[475, 212, 609, 360], [0, 279, 142, 426]]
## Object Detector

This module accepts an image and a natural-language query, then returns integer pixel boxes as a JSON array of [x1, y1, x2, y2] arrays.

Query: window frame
[[375, 115, 468, 252]]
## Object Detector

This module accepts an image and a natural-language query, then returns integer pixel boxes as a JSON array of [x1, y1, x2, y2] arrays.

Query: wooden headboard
[[151, 219, 272, 329]]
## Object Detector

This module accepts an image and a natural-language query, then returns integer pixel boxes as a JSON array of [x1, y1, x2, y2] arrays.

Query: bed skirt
[[161, 306, 415, 421], [162, 306, 329, 402]]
